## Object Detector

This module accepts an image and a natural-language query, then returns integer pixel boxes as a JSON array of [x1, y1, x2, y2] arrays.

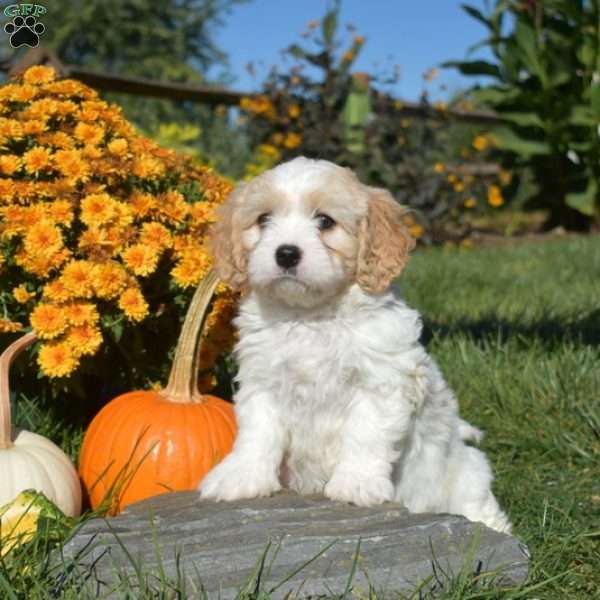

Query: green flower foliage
[[445, 0, 600, 228]]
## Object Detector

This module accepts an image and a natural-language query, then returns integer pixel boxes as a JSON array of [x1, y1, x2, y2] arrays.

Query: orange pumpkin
[[79, 270, 237, 514]]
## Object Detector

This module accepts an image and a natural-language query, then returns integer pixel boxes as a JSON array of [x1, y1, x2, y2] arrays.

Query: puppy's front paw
[[325, 469, 394, 507], [199, 455, 281, 501]]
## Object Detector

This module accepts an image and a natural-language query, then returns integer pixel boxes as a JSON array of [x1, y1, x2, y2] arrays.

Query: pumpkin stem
[[161, 269, 220, 404], [0, 331, 37, 449]]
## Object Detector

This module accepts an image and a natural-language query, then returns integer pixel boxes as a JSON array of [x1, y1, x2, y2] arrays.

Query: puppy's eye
[[257, 213, 271, 227], [315, 213, 336, 231]]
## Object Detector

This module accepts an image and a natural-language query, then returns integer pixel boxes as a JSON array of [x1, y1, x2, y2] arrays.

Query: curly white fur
[[200, 157, 511, 533]]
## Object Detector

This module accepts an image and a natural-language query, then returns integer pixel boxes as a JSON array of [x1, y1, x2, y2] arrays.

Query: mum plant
[[0, 66, 236, 405], [446, 0, 600, 229]]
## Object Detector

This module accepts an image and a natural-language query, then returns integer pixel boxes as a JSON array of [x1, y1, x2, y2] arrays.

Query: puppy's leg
[[444, 442, 512, 533], [397, 423, 512, 533], [199, 391, 285, 501], [324, 390, 412, 507]]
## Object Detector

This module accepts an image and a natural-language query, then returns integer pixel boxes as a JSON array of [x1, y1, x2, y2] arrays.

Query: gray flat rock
[[62, 491, 529, 598]]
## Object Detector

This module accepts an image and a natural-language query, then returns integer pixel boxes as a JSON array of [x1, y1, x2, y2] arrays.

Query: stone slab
[[62, 491, 529, 598]]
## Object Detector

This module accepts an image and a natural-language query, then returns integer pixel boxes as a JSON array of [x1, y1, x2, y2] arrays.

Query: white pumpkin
[[0, 332, 81, 517]]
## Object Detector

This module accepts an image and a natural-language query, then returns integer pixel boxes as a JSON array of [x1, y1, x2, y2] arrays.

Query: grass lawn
[[2, 235, 599, 598]]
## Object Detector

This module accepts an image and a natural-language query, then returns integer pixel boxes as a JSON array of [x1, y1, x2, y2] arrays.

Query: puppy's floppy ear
[[356, 187, 415, 294], [208, 184, 248, 292]]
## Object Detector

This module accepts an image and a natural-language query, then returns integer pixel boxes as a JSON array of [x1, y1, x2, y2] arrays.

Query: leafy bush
[[0, 66, 236, 405], [239, 1, 509, 241], [446, 0, 600, 229]]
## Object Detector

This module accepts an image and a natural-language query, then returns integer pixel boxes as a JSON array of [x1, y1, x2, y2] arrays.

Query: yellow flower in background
[[23, 146, 52, 175], [453, 181, 465, 193], [65, 323, 103, 357], [342, 50, 355, 62], [287, 104, 301, 119], [464, 197, 477, 209], [434, 162, 445, 173], [13, 285, 35, 304], [30, 303, 67, 339], [38, 341, 79, 378], [0, 318, 23, 333], [23, 65, 56, 85], [118, 287, 149, 322], [447, 173, 458, 184], [487, 185, 504, 207], [121, 244, 160, 277], [408, 224, 425, 238], [353, 35, 365, 45], [499, 169, 513, 186], [283, 132, 302, 149], [472, 135, 489, 152]]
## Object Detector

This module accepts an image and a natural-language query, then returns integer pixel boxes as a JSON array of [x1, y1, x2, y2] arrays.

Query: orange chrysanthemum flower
[[54, 149, 89, 182], [0, 66, 235, 380], [43, 278, 71, 303], [121, 244, 160, 277], [45, 199, 74, 225], [30, 303, 68, 339], [65, 323, 103, 357], [23, 146, 52, 175], [23, 221, 63, 255], [74, 122, 105, 146], [107, 138, 128, 156], [128, 192, 156, 218], [91, 262, 128, 299], [38, 341, 79, 378], [63, 301, 99, 326], [0, 154, 21, 176], [60, 260, 95, 298], [80, 193, 116, 226], [23, 65, 56, 85], [13, 284, 35, 304], [139, 222, 172, 250], [118, 287, 149, 321], [0, 318, 23, 333]]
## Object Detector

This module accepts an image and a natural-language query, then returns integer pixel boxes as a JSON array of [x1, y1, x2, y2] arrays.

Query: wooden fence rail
[[3, 47, 503, 125]]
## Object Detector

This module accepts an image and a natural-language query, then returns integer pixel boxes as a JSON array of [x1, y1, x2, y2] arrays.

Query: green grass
[[2, 235, 600, 598]]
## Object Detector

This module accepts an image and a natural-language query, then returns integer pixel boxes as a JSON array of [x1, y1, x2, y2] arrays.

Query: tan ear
[[356, 187, 415, 293], [208, 185, 248, 292]]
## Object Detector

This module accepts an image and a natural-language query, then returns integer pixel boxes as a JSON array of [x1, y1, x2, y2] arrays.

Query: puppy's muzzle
[[275, 244, 302, 269]]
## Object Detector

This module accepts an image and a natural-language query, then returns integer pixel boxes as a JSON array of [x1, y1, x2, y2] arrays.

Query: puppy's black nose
[[275, 244, 302, 269]]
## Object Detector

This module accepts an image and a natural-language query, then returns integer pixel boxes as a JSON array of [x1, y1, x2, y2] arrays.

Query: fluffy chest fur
[[233, 285, 425, 492]]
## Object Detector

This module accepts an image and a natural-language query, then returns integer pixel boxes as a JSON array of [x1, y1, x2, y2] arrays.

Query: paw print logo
[[4, 16, 45, 48]]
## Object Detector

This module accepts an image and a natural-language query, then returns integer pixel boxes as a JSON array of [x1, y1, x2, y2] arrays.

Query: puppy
[[199, 157, 511, 533]]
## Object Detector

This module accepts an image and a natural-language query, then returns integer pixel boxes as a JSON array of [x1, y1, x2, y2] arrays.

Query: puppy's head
[[210, 157, 414, 308]]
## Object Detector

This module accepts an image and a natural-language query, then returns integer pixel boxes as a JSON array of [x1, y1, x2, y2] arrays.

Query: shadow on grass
[[421, 309, 600, 349]]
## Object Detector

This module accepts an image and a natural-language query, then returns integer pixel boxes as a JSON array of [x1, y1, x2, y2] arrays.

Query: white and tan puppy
[[199, 156, 510, 533]]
